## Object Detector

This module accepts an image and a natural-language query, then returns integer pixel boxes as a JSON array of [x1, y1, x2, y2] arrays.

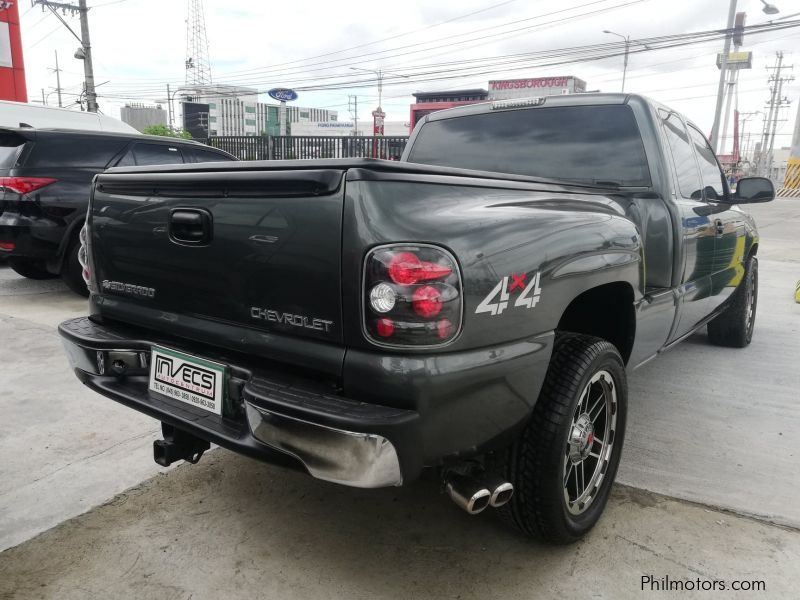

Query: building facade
[[290, 120, 409, 137], [120, 103, 168, 132], [409, 89, 488, 130], [180, 85, 337, 138]]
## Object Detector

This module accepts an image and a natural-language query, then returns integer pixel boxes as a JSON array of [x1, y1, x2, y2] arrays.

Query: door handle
[[714, 218, 724, 237], [169, 208, 213, 245]]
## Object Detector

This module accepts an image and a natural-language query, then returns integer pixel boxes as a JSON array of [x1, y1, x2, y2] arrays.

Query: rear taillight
[[0, 242, 15, 252], [0, 177, 58, 195], [364, 244, 462, 347], [78, 223, 98, 294]]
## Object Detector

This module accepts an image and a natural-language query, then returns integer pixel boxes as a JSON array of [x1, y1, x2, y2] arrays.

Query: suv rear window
[[0, 132, 27, 169], [24, 135, 128, 168], [407, 104, 651, 187]]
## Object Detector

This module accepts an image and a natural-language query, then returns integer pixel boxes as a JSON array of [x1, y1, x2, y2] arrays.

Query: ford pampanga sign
[[268, 88, 298, 102]]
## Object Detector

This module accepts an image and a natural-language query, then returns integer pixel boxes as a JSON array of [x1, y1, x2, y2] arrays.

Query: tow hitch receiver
[[153, 423, 210, 467]]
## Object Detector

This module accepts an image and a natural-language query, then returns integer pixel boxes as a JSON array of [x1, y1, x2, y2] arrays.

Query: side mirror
[[733, 177, 775, 203]]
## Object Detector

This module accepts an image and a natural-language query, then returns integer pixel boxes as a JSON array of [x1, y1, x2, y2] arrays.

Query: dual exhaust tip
[[445, 472, 514, 515]]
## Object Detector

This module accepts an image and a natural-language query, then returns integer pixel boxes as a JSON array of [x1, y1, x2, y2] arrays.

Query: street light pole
[[709, 0, 738, 152], [602, 30, 631, 92]]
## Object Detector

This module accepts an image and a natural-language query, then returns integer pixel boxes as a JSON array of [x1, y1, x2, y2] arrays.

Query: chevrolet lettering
[[250, 307, 334, 332]]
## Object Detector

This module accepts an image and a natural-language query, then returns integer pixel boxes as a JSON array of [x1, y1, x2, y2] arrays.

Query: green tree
[[142, 124, 192, 139]]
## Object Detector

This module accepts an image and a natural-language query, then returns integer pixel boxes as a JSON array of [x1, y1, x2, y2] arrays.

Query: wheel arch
[[556, 281, 636, 365]]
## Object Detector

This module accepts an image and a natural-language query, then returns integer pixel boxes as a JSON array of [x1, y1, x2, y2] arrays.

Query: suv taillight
[[78, 223, 98, 294], [0, 177, 57, 195], [363, 244, 462, 347]]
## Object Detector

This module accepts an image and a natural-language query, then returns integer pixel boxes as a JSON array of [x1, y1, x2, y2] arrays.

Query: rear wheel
[[8, 257, 57, 280], [61, 234, 89, 297], [498, 333, 627, 544], [707, 255, 757, 348]]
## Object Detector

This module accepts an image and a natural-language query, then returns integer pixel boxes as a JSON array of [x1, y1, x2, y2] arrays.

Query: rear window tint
[[189, 147, 234, 163], [25, 136, 128, 168], [408, 104, 651, 187], [0, 132, 27, 169], [132, 143, 184, 166]]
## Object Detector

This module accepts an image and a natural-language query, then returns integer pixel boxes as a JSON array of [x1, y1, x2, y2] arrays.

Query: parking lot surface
[[1, 198, 798, 598]]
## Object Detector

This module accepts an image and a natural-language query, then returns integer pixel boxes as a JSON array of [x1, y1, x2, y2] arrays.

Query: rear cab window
[[407, 104, 651, 187]]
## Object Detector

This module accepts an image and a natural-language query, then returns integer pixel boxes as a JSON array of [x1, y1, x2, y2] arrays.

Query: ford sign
[[268, 88, 298, 102]]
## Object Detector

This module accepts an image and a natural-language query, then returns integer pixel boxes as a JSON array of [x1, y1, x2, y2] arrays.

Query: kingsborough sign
[[488, 76, 586, 100]]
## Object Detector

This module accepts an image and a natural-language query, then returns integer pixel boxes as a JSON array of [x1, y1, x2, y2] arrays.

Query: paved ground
[[0, 198, 798, 598]]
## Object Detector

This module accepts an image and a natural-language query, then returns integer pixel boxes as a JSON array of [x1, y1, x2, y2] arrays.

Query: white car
[[0, 100, 139, 134]]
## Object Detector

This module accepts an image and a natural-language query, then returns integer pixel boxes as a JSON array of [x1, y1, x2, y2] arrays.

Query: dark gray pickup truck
[[59, 93, 774, 544]]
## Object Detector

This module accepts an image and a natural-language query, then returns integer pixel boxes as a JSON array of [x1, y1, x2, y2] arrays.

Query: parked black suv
[[0, 128, 235, 295]]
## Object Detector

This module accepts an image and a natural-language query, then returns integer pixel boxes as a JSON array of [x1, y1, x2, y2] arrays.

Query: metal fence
[[200, 135, 409, 161]]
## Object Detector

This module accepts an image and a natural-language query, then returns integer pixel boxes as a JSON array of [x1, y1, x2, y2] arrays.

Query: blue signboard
[[267, 88, 298, 102]]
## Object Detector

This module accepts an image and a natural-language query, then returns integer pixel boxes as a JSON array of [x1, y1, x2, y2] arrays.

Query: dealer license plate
[[148, 346, 227, 415]]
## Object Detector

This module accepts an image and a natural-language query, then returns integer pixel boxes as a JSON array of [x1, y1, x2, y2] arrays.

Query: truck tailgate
[[90, 169, 345, 345]]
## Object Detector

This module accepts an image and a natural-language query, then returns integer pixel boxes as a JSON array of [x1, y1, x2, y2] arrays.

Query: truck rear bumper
[[59, 317, 412, 487], [59, 316, 552, 488]]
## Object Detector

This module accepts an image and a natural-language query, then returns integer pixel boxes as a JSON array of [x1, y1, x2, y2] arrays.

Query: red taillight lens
[[376, 318, 395, 337], [412, 285, 443, 317], [0, 177, 58, 195], [0, 241, 15, 251], [364, 245, 462, 346], [388, 251, 452, 285]]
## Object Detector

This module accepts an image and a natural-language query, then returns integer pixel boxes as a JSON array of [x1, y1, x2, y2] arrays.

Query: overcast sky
[[18, 0, 800, 151]]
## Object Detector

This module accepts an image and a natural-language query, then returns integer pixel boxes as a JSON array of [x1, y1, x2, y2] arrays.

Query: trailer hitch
[[153, 423, 210, 467]]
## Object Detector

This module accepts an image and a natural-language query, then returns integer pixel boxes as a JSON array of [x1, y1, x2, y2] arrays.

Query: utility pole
[[348, 95, 359, 136], [48, 50, 63, 107], [33, 0, 98, 112], [167, 83, 173, 130], [77, 0, 97, 112], [719, 12, 746, 156], [710, 0, 738, 152], [757, 52, 793, 177]]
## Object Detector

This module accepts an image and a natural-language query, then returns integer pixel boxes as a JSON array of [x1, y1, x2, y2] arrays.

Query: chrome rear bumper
[[244, 404, 402, 488]]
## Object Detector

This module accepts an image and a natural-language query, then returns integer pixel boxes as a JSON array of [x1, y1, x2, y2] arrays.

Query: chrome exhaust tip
[[445, 473, 492, 515], [489, 481, 514, 507]]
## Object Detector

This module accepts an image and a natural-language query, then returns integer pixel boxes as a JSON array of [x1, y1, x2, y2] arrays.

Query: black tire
[[707, 255, 757, 348], [61, 235, 90, 297], [497, 333, 627, 544], [8, 257, 58, 280]]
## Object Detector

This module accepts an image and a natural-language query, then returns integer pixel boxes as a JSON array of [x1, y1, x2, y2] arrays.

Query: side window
[[661, 111, 703, 199], [116, 147, 135, 167], [687, 125, 726, 201], [132, 143, 184, 166], [189, 147, 234, 163]]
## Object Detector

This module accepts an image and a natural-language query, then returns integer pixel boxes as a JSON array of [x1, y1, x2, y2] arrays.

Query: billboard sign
[[267, 88, 298, 102], [488, 76, 586, 100], [716, 51, 752, 70]]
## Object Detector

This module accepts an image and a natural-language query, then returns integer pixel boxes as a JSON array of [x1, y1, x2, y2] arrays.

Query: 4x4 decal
[[475, 272, 542, 316]]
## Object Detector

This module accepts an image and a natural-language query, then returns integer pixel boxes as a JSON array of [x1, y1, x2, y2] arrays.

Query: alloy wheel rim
[[745, 268, 757, 336], [563, 370, 617, 516]]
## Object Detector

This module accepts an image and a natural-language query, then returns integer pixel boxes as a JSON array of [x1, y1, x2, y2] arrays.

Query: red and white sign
[[372, 108, 386, 136], [488, 76, 585, 101]]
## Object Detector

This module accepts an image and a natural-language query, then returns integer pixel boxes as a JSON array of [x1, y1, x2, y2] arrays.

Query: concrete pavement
[[2, 452, 798, 600]]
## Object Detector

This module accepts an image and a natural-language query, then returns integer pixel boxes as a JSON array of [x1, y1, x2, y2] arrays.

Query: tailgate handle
[[169, 208, 212, 245]]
